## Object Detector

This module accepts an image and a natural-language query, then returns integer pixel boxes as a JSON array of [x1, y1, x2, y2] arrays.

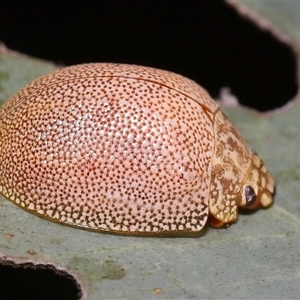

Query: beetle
[[0, 63, 274, 235]]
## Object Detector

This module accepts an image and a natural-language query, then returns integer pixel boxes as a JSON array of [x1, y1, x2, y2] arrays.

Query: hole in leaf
[[0, 0, 297, 111], [0, 261, 82, 300]]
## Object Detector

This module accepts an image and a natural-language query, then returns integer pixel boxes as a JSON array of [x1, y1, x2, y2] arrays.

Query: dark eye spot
[[251, 149, 258, 155], [245, 186, 257, 206]]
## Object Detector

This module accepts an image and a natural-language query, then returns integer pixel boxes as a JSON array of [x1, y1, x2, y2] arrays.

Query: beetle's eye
[[245, 186, 257, 206], [251, 149, 258, 155]]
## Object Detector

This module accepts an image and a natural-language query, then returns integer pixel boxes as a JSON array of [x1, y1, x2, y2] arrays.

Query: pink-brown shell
[[0, 63, 274, 235]]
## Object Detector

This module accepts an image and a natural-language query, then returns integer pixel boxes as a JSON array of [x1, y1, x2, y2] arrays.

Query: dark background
[[0, 0, 297, 111], [0, 1, 298, 299]]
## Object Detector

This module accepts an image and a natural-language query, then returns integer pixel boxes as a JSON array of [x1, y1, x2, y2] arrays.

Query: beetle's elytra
[[0, 63, 274, 235]]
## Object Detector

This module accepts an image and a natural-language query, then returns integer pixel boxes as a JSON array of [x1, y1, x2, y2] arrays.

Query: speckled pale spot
[[0, 63, 275, 235]]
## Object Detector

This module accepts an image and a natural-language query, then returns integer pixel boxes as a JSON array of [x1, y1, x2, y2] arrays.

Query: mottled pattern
[[209, 110, 252, 223], [0, 63, 218, 234], [209, 110, 274, 225]]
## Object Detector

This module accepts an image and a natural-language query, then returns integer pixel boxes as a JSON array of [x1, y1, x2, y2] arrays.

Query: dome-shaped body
[[0, 63, 274, 235]]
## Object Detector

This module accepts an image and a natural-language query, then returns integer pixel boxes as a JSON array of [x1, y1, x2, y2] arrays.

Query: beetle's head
[[238, 152, 275, 210], [209, 151, 275, 228]]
